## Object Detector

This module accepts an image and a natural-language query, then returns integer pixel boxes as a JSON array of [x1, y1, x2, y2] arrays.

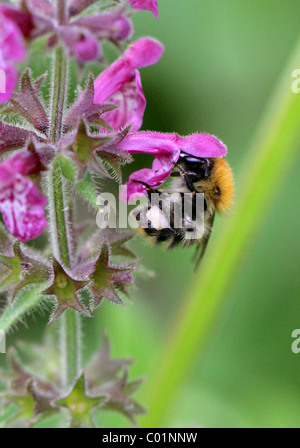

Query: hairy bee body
[[132, 154, 234, 265]]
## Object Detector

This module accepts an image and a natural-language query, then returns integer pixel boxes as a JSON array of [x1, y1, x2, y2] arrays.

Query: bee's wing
[[194, 212, 216, 270]]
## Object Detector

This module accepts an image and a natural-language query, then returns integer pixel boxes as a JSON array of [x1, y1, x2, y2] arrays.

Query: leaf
[[58, 155, 78, 183], [32, 411, 70, 429], [8, 69, 49, 135], [64, 72, 116, 133], [76, 171, 99, 208], [0, 403, 21, 427], [0, 121, 30, 154], [95, 147, 133, 184], [0, 286, 47, 333]]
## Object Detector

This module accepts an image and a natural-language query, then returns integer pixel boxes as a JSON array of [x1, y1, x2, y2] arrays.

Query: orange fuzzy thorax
[[211, 158, 234, 213]]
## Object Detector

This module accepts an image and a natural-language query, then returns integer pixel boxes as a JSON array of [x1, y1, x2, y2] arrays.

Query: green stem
[[50, 46, 67, 145], [47, 158, 71, 267], [141, 34, 300, 427], [48, 20, 81, 390], [60, 310, 82, 389]]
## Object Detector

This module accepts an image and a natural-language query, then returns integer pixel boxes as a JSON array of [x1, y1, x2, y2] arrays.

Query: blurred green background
[[3, 0, 300, 428]]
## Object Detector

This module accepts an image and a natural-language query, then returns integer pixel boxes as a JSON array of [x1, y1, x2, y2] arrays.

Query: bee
[[131, 153, 234, 267]]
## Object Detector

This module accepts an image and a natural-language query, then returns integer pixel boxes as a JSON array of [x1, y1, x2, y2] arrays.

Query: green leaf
[[0, 403, 21, 427], [76, 171, 99, 208], [58, 155, 78, 183], [0, 285, 47, 333], [32, 411, 70, 429]]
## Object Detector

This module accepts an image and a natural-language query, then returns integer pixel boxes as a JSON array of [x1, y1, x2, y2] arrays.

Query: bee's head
[[179, 153, 213, 180]]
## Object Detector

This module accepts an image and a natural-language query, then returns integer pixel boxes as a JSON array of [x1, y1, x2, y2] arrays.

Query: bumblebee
[[131, 153, 234, 267]]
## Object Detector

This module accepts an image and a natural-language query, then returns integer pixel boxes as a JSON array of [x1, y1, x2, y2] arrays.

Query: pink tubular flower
[[0, 10, 26, 104], [128, 0, 159, 19], [74, 34, 100, 63], [60, 28, 101, 63], [73, 12, 133, 42], [119, 132, 227, 202], [94, 38, 164, 132], [0, 152, 47, 242]]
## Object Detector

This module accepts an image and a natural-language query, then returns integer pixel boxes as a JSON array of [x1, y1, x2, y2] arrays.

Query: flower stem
[[47, 158, 71, 267], [50, 46, 67, 145], [60, 310, 82, 389], [57, 0, 68, 25], [141, 34, 300, 427], [48, 20, 81, 390]]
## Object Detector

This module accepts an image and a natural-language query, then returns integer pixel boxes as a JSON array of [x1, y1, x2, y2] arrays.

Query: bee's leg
[[173, 164, 197, 193], [131, 179, 164, 209], [144, 226, 184, 247]]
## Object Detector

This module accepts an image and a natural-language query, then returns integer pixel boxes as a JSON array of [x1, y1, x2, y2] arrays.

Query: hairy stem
[[60, 310, 82, 389], [50, 46, 67, 145], [57, 0, 68, 25], [47, 158, 71, 267], [142, 34, 300, 427], [48, 18, 81, 390]]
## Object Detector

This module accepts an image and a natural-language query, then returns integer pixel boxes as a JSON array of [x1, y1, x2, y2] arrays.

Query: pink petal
[[124, 38, 164, 68], [0, 64, 18, 104], [0, 174, 47, 242], [74, 35, 101, 63], [0, 13, 26, 62], [122, 166, 173, 202], [0, 153, 47, 242], [61, 27, 101, 63], [128, 0, 159, 19], [118, 132, 181, 160], [5, 151, 41, 176], [101, 70, 146, 132], [0, 4, 34, 38], [94, 39, 163, 131], [94, 38, 164, 104], [94, 59, 131, 104], [74, 14, 133, 41], [0, 11, 26, 104], [176, 134, 227, 158], [110, 17, 133, 41]]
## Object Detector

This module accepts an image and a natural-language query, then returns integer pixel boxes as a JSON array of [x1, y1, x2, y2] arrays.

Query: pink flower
[[0, 152, 47, 242], [94, 38, 164, 132], [0, 10, 26, 104], [128, 0, 159, 19], [119, 132, 227, 202], [61, 28, 101, 63], [74, 34, 101, 63], [61, 11, 133, 64], [73, 12, 133, 42]]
